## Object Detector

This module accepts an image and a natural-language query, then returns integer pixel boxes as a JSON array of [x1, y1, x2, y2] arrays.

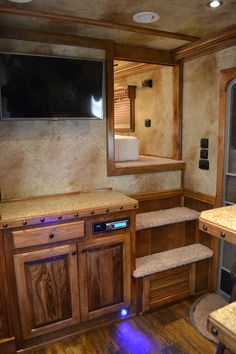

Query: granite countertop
[[200, 205, 236, 234], [0, 190, 138, 228], [209, 301, 236, 336]]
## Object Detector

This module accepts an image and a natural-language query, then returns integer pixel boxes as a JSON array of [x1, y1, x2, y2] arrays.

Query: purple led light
[[121, 308, 128, 317]]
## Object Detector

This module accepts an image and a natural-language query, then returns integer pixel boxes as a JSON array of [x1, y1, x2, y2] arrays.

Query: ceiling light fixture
[[7, 0, 32, 3], [133, 11, 160, 24], [207, 0, 223, 8]]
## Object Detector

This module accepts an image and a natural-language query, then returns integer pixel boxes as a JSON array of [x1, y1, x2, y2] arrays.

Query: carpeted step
[[136, 207, 200, 231], [133, 243, 213, 278]]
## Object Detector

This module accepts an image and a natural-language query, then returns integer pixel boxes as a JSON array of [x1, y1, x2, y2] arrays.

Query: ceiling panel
[[0, 0, 236, 50]]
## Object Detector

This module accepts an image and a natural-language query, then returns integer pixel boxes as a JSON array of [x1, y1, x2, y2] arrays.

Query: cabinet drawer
[[12, 221, 84, 249]]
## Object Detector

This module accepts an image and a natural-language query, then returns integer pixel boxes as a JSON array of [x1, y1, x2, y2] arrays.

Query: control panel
[[93, 219, 130, 234]]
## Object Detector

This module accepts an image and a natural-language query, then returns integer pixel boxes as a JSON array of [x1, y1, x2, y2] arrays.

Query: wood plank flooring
[[31, 298, 216, 354]]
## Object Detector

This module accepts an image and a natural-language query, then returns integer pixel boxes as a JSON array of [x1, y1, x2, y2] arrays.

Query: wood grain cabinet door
[[78, 233, 131, 321], [14, 244, 80, 339]]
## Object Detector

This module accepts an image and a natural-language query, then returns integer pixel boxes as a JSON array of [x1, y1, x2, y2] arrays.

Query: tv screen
[[0, 53, 105, 120]]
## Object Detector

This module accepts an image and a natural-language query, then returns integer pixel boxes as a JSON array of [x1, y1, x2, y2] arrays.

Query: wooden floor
[[31, 298, 216, 354]]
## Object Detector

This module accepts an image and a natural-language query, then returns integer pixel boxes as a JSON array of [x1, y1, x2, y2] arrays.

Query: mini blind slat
[[114, 86, 135, 131]]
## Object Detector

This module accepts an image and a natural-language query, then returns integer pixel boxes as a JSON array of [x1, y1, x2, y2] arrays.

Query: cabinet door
[[14, 244, 80, 339], [78, 233, 131, 321]]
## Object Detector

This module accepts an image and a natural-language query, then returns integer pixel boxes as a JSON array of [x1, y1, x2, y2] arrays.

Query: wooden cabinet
[[14, 244, 80, 339], [0, 191, 136, 351], [78, 233, 131, 321], [12, 221, 132, 341]]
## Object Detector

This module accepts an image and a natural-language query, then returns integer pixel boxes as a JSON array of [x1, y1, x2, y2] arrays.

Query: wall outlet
[[200, 149, 208, 159], [141, 80, 152, 88], [145, 119, 151, 127], [200, 138, 209, 148], [199, 160, 209, 170]]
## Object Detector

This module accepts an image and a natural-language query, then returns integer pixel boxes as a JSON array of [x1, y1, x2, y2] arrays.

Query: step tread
[[136, 207, 200, 231], [133, 243, 213, 278]]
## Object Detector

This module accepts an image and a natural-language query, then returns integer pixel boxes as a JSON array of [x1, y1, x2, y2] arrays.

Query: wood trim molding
[[174, 24, 236, 62], [114, 63, 159, 80], [184, 188, 216, 205], [129, 189, 184, 201], [173, 64, 183, 160], [129, 189, 215, 205], [109, 161, 185, 176], [0, 7, 199, 43], [0, 337, 16, 354], [106, 41, 115, 174], [114, 44, 175, 66], [216, 67, 236, 207], [107, 53, 183, 176], [0, 26, 107, 49]]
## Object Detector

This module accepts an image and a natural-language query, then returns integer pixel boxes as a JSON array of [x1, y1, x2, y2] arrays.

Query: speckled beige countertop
[[0, 190, 138, 228], [200, 205, 236, 234], [209, 302, 236, 337]]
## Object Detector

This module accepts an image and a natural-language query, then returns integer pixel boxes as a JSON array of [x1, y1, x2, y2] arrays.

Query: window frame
[[106, 44, 183, 176]]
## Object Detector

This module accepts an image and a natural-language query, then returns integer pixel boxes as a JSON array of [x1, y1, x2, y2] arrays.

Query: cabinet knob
[[220, 232, 226, 238], [203, 225, 208, 231], [106, 208, 110, 213], [40, 218, 45, 222], [22, 220, 27, 226], [120, 206, 124, 210], [49, 233, 55, 239], [211, 326, 219, 336], [90, 210, 95, 215], [3, 223, 8, 228], [71, 251, 77, 256], [58, 215, 62, 220], [74, 212, 79, 217]]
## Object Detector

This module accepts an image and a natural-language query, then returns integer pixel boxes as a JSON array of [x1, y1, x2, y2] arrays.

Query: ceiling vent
[[133, 11, 160, 24]]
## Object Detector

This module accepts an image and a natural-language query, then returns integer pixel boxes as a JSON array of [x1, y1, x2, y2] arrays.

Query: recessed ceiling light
[[133, 11, 160, 24], [207, 0, 223, 8], [7, 0, 32, 3]]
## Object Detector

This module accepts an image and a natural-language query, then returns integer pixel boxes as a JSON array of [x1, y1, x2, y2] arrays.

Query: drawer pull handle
[[106, 208, 110, 213], [22, 221, 27, 226], [203, 225, 208, 231], [58, 216, 62, 220], [211, 326, 219, 336], [40, 218, 45, 223], [71, 251, 77, 256], [3, 223, 8, 228], [90, 210, 95, 215], [220, 232, 226, 238], [74, 212, 79, 217], [120, 206, 124, 210], [49, 233, 55, 239]]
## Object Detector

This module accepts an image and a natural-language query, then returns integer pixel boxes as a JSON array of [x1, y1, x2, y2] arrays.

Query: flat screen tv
[[0, 53, 105, 120]]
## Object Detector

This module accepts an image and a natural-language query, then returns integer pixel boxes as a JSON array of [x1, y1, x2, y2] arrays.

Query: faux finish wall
[[0, 39, 181, 200], [182, 45, 236, 196], [114, 65, 174, 158]]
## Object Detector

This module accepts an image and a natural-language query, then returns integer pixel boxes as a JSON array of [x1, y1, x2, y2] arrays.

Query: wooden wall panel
[[198, 231, 220, 292], [195, 259, 211, 294], [131, 190, 183, 214], [136, 222, 197, 258], [0, 230, 10, 339]]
